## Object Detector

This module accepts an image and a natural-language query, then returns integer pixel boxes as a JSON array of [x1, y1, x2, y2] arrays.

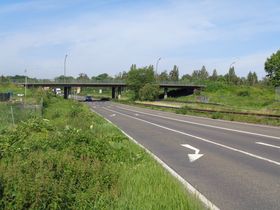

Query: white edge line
[[115, 102, 280, 130], [90, 107, 219, 210], [256, 142, 280, 149], [115, 105, 280, 140], [104, 107, 280, 166]]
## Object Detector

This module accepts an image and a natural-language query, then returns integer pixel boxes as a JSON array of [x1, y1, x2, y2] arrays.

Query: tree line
[[1, 49, 279, 99]]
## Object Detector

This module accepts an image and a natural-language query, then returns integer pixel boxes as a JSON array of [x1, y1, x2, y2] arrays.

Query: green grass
[[118, 100, 280, 126], [166, 83, 280, 114], [0, 84, 43, 131], [0, 94, 204, 209], [0, 103, 41, 131]]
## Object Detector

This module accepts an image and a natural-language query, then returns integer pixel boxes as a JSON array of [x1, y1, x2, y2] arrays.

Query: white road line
[[115, 103, 280, 129], [91, 108, 219, 210], [104, 107, 280, 166], [256, 142, 280, 149], [115, 106, 280, 140]]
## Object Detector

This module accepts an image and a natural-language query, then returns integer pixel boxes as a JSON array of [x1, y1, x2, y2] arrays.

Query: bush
[[0, 105, 136, 209], [139, 83, 160, 101], [237, 90, 250, 97], [212, 112, 223, 119], [193, 88, 201, 96]]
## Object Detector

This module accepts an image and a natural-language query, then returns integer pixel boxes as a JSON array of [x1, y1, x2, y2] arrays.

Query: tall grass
[[0, 95, 204, 209], [169, 83, 279, 113]]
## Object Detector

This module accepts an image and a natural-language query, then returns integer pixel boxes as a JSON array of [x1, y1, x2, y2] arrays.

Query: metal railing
[[10, 79, 204, 86]]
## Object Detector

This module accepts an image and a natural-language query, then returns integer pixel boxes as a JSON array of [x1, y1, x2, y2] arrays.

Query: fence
[[276, 87, 280, 101], [0, 101, 43, 130]]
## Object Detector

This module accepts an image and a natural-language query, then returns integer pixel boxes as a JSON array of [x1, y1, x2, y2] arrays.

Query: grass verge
[[117, 100, 280, 126], [0, 94, 204, 209]]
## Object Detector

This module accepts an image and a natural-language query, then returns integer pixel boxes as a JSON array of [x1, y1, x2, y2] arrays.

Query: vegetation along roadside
[[0, 92, 204, 210]]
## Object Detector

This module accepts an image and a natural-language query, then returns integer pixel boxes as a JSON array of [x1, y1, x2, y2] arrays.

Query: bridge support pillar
[[164, 87, 168, 99], [112, 87, 116, 99], [117, 86, 122, 99], [64, 86, 71, 99], [76, 87, 81, 94]]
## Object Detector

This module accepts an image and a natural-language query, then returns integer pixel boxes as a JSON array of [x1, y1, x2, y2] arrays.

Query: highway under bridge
[[20, 81, 205, 99]]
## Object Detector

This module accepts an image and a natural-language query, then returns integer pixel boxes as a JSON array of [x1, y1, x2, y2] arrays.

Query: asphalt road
[[89, 101, 280, 210]]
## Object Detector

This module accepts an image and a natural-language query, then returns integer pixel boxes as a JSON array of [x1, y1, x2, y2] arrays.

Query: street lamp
[[155, 57, 161, 80], [64, 54, 68, 83]]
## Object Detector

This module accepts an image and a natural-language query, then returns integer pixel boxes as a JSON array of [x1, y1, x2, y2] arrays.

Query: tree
[[0, 75, 10, 83], [55, 75, 74, 82], [126, 65, 156, 99], [252, 72, 258, 84], [265, 50, 280, 87], [115, 71, 128, 80], [190, 66, 209, 81], [210, 69, 218, 81], [247, 71, 253, 85], [181, 74, 192, 81], [94, 73, 112, 81], [225, 67, 238, 84], [169, 65, 179, 81], [158, 70, 169, 82], [77, 73, 89, 81], [139, 83, 160, 101], [247, 71, 258, 86], [191, 70, 200, 81], [199, 65, 209, 81]]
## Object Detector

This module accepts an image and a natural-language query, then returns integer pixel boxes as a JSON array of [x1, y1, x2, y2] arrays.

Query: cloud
[[0, 0, 279, 78]]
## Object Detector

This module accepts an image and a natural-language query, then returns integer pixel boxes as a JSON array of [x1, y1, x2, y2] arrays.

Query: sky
[[0, 0, 280, 79]]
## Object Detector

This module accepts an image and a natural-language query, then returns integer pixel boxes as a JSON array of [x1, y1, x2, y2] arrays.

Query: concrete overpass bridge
[[19, 81, 205, 99]]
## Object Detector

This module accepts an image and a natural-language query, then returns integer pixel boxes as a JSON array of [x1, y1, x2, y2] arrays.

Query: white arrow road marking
[[135, 113, 139, 116], [110, 114, 116, 117], [181, 144, 204, 162], [256, 142, 280, 149], [103, 107, 280, 166]]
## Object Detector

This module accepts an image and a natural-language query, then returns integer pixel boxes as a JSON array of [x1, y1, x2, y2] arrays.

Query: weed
[[0, 95, 203, 210]]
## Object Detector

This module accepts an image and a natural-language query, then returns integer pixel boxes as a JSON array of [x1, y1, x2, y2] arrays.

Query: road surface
[[89, 101, 280, 210]]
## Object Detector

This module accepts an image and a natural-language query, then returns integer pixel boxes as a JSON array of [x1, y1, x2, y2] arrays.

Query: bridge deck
[[20, 82, 205, 89]]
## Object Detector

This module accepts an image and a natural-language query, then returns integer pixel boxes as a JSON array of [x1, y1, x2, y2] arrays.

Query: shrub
[[212, 112, 223, 119], [237, 90, 250, 97], [193, 89, 201, 96], [139, 83, 160, 101]]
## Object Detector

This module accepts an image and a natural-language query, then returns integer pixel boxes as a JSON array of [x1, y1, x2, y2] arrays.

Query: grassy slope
[[0, 84, 43, 131], [115, 83, 279, 126], [168, 83, 280, 114], [0, 94, 204, 209]]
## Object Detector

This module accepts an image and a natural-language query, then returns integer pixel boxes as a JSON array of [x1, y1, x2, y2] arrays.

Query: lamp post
[[64, 54, 68, 83], [155, 57, 161, 81]]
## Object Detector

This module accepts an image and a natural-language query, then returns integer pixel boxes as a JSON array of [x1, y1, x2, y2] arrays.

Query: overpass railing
[[11, 79, 125, 84], [9, 79, 205, 87]]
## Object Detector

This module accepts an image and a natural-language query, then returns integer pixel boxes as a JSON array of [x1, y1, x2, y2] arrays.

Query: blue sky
[[0, 0, 280, 79]]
